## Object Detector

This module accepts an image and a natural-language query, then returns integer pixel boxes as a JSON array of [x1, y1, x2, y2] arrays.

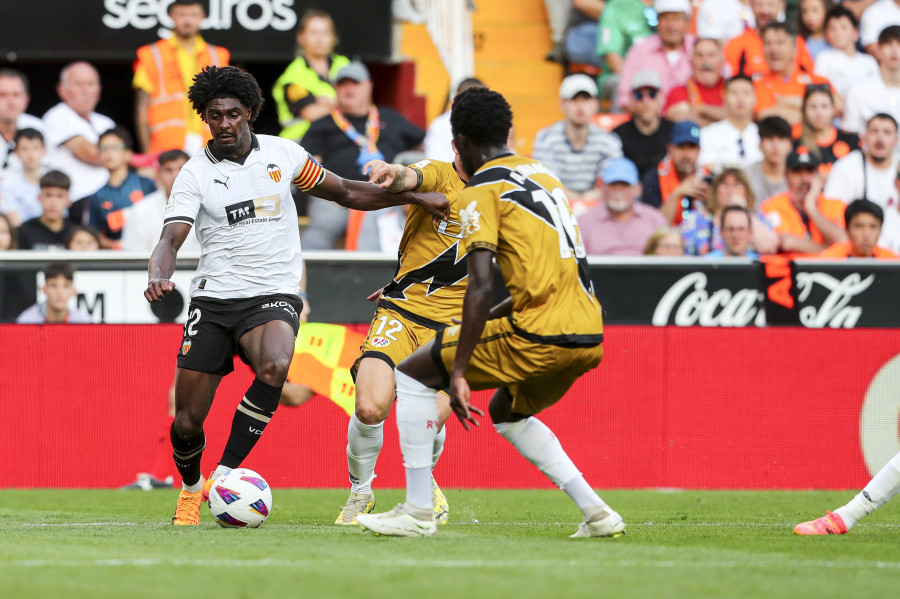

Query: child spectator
[[794, 85, 859, 171], [813, 6, 880, 105], [17, 170, 73, 251], [65, 225, 101, 251], [0, 213, 16, 250], [85, 126, 156, 249], [0, 128, 45, 226], [819, 198, 900, 257], [798, 0, 833, 59], [745, 116, 793, 203], [15, 261, 92, 323]]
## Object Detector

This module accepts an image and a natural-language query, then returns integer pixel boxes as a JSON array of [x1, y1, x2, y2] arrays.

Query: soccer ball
[[208, 468, 273, 528]]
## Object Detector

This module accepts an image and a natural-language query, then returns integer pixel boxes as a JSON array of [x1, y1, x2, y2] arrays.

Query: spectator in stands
[[121, 150, 199, 253], [614, 70, 674, 178], [798, 0, 832, 59], [681, 167, 777, 254], [424, 78, 484, 163], [698, 75, 762, 170], [533, 74, 623, 215], [42, 62, 114, 210], [824, 113, 900, 252], [0, 213, 15, 250], [819, 198, 900, 257], [65, 225, 101, 251], [17, 171, 73, 251], [0, 128, 45, 226], [273, 9, 349, 143], [745, 116, 792, 202], [754, 22, 835, 125], [813, 6, 879, 118], [725, 0, 815, 79], [0, 69, 44, 175], [301, 62, 425, 249], [579, 157, 668, 255], [843, 26, 900, 134], [643, 226, 686, 255], [83, 127, 156, 249], [15, 261, 92, 324], [595, 0, 656, 111], [664, 38, 726, 126], [134, 0, 230, 155], [617, 0, 695, 110], [564, 0, 606, 67], [706, 205, 760, 257], [860, 0, 900, 55], [760, 149, 848, 254], [696, 0, 755, 42], [794, 85, 858, 170], [641, 120, 709, 225]]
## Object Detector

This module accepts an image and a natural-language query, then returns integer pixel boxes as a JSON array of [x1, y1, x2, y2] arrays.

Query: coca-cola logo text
[[795, 272, 874, 328], [652, 272, 765, 327]]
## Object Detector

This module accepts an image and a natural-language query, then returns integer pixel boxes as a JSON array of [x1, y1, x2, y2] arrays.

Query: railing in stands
[[422, 0, 475, 89]]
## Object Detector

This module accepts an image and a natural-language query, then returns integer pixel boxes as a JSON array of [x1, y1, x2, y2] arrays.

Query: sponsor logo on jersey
[[182, 338, 192, 355], [371, 336, 390, 347], [225, 196, 283, 226], [460, 202, 481, 238], [226, 199, 256, 225], [267, 163, 282, 183]]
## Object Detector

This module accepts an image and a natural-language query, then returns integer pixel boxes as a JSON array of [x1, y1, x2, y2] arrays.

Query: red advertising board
[[1, 324, 897, 490]]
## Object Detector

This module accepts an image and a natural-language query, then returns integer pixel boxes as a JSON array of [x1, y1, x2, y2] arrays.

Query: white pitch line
[[15, 521, 900, 528]]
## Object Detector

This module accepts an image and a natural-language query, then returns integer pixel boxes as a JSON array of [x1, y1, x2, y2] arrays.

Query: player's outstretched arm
[[310, 171, 449, 221], [362, 159, 418, 192], [144, 222, 192, 303]]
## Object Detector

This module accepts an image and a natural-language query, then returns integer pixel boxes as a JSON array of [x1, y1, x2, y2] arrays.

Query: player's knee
[[354, 397, 391, 425], [173, 412, 203, 439], [254, 355, 292, 386]]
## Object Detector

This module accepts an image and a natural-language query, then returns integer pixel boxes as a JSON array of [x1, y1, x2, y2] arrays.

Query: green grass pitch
[[1, 489, 898, 599]]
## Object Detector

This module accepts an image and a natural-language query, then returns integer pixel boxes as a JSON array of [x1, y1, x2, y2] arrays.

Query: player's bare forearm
[[364, 160, 418, 192], [487, 297, 513, 320], [145, 222, 191, 302], [450, 250, 494, 379], [312, 171, 449, 219]]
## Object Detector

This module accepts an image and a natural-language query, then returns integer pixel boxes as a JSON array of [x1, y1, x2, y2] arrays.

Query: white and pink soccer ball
[[207, 468, 273, 528]]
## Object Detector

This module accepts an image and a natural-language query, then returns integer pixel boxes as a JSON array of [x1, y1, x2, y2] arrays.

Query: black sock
[[220, 378, 282, 468], [170, 423, 206, 487]]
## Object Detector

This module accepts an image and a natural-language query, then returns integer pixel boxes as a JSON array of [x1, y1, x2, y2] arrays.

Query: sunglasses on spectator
[[805, 83, 830, 93], [633, 88, 659, 101]]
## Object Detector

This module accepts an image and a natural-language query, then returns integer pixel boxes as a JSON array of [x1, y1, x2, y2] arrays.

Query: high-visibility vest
[[272, 54, 350, 142], [136, 38, 230, 153]]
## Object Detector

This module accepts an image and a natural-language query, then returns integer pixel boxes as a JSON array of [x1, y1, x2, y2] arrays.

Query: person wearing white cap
[[532, 74, 623, 215], [616, 0, 696, 110]]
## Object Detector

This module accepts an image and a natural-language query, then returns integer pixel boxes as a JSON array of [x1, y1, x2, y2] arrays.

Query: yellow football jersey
[[459, 153, 604, 345], [379, 159, 468, 328]]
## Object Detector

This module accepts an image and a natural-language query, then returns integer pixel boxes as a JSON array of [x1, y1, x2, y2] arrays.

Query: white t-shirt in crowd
[[813, 49, 880, 105], [0, 170, 42, 222], [860, 0, 900, 48], [120, 188, 201, 253], [698, 120, 762, 170], [841, 76, 900, 134], [423, 111, 454, 163], [42, 102, 114, 200], [696, 0, 755, 41], [0, 112, 44, 175], [824, 149, 900, 252]]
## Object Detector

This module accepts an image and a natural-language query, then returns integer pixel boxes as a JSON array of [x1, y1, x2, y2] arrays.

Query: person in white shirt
[[696, 0, 755, 42], [0, 128, 45, 226], [824, 112, 900, 252], [842, 25, 900, 134], [145, 65, 449, 526], [814, 5, 880, 113], [0, 69, 44, 175], [120, 149, 200, 253], [42, 62, 115, 204], [860, 0, 900, 54], [698, 75, 763, 171], [422, 78, 484, 163]]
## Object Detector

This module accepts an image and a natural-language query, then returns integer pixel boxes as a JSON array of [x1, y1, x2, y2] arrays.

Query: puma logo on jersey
[[214, 178, 229, 188]]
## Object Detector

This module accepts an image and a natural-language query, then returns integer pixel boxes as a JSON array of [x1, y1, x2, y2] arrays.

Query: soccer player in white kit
[[143, 65, 449, 525]]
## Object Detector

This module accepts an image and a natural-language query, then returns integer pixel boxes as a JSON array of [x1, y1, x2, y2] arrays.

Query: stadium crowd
[[1, 0, 900, 263]]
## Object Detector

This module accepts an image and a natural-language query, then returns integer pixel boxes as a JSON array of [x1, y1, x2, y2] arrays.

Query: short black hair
[[867, 112, 899, 131], [879, 25, 900, 45], [99, 126, 134, 151], [159, 149, 190, 166], [761, 21, 795, 39], [845, 199, 884, 227], [758, 116, 792, 140], [0, 68, 29, 94], [168, 0, 205, 14], [43, 261, 75, 282], [14, 127, 43, 146], [724, 74, 754, 90], [825, 5, 858, 30], [188, 66, 264, 124], [40, 170, 71, 191], [450, 87, 513, 146]]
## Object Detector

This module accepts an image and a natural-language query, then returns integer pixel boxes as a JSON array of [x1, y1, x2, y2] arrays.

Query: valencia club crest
[[267, 163, 282, 183]]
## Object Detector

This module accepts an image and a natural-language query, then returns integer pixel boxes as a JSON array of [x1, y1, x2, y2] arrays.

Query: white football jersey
[[165, 134, 325, 300]]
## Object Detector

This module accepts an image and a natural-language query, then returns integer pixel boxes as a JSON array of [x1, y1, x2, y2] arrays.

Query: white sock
[[432, 425, 447, 470], [561, 476, 608, 517], [212, 465, 231, 480], [183, 479, 203, 493], [835, 451, 900, 529], [395, 369, 438, 509], [494, 417, 582, 488], [346, 414, 384, 495]]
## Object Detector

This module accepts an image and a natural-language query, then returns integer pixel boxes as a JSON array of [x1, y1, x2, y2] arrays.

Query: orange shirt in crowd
[[760, 191, 846, 245], [754, 73, 832, 117], [724, 28, 814, 79], [818, 241, 900, 259]]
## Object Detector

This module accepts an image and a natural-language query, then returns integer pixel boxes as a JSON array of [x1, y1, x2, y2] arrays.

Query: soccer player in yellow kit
[[333, 149, 473, 525], [356, 86, 625, 538]]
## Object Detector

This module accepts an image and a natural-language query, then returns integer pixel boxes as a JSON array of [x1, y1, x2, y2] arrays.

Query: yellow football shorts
[[352, 305, 443, 378]]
